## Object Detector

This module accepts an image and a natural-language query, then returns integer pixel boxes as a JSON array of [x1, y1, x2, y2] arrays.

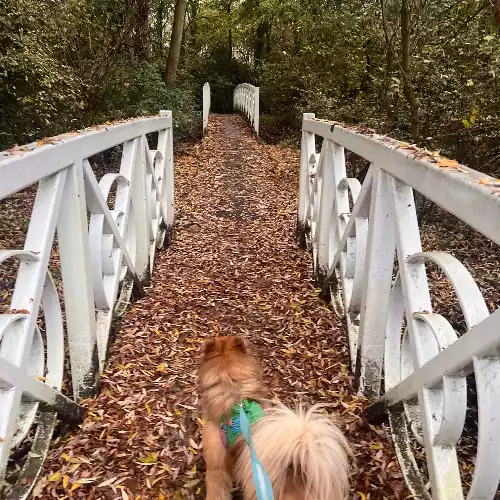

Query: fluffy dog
[[198, 336, 350, 500]]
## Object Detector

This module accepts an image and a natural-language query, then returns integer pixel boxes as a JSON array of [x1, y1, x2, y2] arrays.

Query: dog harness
[[220, 399, 274, 500], [220, 399, 265, 448]]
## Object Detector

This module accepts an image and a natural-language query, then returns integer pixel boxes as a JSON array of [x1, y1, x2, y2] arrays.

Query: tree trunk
[[401, 0, 419, 140], [154, 1, 164, 59], [227, 1, 232, 61], [382, 44, 394, 126], [164, 0, 187, 86], [360, 38, 373, 92], [254, 20, 269, 67], [188, 0, 199, 52], [494, 0, 500, 25], [133, 0, 151, 61]]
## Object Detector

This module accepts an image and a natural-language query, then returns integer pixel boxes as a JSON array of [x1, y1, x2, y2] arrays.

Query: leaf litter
[[25, 114, 405, 499]]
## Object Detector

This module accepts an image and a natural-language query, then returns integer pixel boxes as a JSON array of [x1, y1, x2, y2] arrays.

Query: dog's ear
[[203, 339, 217, 356], [233, 336, 248, 353]]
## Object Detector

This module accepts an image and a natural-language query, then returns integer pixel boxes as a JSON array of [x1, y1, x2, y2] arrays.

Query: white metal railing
[[233, 83, 259, 135], [203, 82, 210, 133], [297, 113, 500, 500], [0, 111, 174, 498]]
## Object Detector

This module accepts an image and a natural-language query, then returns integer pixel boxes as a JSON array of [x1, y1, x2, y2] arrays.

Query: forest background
[[2, 0, 500, 178]]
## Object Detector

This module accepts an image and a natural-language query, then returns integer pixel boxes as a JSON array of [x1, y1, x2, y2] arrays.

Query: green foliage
[[94, 60, 201, 140], [232, 0, 500, 175], [2, 0, 500, 177], [0, 0, 200, 149], [0, 0, 85, 147]]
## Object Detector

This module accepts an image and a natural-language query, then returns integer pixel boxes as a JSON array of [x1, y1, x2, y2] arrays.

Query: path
[[37, 115, 406, 499]]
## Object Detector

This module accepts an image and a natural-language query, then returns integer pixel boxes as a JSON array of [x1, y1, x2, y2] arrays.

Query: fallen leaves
[[137, 453, 158, 464], [318, 121, 481, 181], [2, 144, 26, 156], [183, 478, 201, 488], [48, 472, 60, 482], [24, 115, 404, 499], [156, 362, 168, 373], [9, 308, 30, 314], [36, 137, 58, 146], [479, 177, 500, 193]]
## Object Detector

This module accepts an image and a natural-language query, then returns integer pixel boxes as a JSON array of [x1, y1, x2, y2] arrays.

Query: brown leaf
[[437, 158, 459, 167], [10, 308, 30, 314]]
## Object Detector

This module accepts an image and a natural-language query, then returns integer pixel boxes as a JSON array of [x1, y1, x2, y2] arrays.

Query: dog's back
[[234, 404, 350, 500]]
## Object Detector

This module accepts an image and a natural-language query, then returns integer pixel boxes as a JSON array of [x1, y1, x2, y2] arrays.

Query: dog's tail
[[235, 403, 350, 500]]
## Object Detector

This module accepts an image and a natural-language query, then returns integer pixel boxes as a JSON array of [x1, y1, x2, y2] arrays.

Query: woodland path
[[37, 115, 407, 500]]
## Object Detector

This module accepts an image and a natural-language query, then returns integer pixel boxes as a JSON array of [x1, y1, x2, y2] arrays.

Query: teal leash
[[238, 404, 274, 500]]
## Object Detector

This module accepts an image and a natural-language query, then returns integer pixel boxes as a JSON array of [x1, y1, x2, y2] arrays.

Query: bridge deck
[[38, 115, 404, 499]]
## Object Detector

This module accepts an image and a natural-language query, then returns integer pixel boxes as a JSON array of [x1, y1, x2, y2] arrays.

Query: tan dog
[[198, 336, 350, 500]]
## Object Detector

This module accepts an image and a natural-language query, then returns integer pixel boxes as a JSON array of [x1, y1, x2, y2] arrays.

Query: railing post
[[297, 113, 315, 247], [355, 167, 396, 397], [160, 110, 174, 245], [58, 161, 100, 399], [130, 135, 150, 282], [203, 82, 210, 133], [254, 86, 259, 136], [315, 140, 336, 286]]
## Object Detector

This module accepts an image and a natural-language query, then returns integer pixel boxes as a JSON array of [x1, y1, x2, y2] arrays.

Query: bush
[[0, 0, 201, 150], [91, 60, 202, 142], [0, 0, 85, 149]]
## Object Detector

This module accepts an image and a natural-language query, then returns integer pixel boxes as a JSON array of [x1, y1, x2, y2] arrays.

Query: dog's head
[[198, 336, 266, 419], [201, 335, 249, 361]]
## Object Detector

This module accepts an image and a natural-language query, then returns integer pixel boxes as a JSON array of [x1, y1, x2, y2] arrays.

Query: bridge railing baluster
[[0, 112, 174, 498], [203, 83, 210, 133], [297, 113, 500, 500], [233, 83, 259, 136]]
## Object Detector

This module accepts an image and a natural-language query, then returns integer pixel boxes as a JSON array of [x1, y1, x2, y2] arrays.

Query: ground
[[32, 115, 407, 499]]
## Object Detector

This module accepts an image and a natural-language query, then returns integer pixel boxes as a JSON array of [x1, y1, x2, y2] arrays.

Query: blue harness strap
[[238, 404, 275, 500]]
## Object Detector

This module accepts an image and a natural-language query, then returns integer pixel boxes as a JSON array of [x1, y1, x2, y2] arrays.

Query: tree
[[131, 0, 152, 61], [164, 0, 187, 86], [400, 0, 419, 139], [379, 0, 396, 126]]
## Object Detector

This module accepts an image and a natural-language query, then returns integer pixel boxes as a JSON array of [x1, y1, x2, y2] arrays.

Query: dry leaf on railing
[[437, 158, 459, 168]]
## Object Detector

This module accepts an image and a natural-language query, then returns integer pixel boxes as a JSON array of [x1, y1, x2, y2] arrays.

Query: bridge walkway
[[37, 115, 404, 499]]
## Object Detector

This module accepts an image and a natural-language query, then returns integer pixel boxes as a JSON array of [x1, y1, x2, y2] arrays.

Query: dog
[[198, 336, 350, 500]]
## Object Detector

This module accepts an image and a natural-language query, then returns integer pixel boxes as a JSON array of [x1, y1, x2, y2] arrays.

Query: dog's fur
[[198, 336, 350, 500]]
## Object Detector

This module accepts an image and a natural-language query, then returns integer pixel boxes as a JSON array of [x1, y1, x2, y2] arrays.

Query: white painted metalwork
[[203, 82, 211, 133], [233, 83, 259, 135], [0, 112, 174, 498], [297, 114, 500, 500]]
